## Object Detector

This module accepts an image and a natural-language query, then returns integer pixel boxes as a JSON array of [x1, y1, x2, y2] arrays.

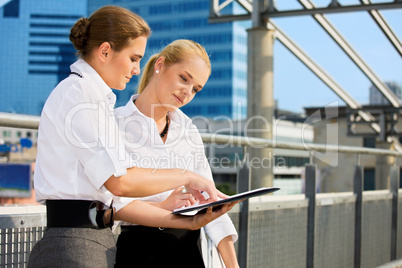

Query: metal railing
[[1, 112, 402, 267]]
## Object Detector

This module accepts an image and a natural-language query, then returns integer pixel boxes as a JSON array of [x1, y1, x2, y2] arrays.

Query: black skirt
[[114, 226, 205, 268]]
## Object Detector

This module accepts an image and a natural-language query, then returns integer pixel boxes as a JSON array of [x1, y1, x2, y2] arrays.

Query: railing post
[[390, 165, 400, 260], [305, 164, 316, 268], [353, 164, 363, 268], [237, 158, 250, 268]]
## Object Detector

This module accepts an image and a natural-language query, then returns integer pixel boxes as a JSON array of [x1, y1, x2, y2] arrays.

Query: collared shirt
[[113, 94, 238, 247], [34, 59, 127, 206]]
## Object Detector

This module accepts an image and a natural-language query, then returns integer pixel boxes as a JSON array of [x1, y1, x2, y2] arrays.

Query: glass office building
[[0, 0, 87, 115], [1, 0, 248, 119], [91, 0, 249, 120]]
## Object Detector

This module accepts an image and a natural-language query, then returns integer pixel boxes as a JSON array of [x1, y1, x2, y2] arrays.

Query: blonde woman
[[114, 39, 239, 268]]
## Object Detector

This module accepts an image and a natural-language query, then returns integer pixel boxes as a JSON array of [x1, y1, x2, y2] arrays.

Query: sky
[[0, 0, 11, 8], [266, 0, 402, 113]]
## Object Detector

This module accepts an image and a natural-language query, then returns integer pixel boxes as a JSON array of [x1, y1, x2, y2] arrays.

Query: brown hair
[[69, 5, 151, 59], [137, 39, 211, 94]]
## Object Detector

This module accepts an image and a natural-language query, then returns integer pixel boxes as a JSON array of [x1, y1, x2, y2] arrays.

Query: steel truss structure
[[209, 0, 402, 145]]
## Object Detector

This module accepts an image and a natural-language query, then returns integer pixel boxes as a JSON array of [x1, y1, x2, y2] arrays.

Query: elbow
[[104, 176, 129, 197], [109, 186, 127, 197]]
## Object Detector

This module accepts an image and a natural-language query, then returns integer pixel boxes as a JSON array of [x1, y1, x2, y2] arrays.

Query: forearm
[[217, 236, 239, 268], [115, 200, 237, 231], [104, 167, 218, 202], [115, 200, 194, 229], [105, 167, 189, 197]]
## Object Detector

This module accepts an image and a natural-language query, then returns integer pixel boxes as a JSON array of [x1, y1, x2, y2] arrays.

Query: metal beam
[[360, 0, 402, 57], [298, 0, 401, 108], [209, 0, 402, 22], [0, 112, 40, 129], [261, 2, 402, 18], [208, 0, 402, 150], [271, 21, 360, 110], [272, 22, 385, 137]]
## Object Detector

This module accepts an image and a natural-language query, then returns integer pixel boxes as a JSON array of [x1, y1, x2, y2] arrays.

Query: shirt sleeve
[[189, 127, 238, 246], [203, 213, 238, 247], [49, 79, 127, 189], [112, 196, 138, 212]]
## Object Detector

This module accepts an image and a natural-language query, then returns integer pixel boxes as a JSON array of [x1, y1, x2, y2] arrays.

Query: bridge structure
[[208, 0, 402, 189], [1, 113, 402, 267]]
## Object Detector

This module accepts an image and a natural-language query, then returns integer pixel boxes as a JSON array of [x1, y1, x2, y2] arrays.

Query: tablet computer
[[172, 187, 280, 215]]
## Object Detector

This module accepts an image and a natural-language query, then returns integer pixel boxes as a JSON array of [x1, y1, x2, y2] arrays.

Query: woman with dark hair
[[28, 7, 232, 268]]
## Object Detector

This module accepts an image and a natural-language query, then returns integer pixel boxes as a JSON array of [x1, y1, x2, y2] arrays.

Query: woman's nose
[[132, 64, 140, 76], [183, 85, 192, 95]]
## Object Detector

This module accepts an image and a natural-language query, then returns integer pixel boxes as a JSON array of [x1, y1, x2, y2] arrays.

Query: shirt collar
[[114, 94, 194, 130], [70, 59, 116, 106]]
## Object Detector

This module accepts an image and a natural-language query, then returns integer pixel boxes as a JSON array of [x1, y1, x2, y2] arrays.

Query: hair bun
[[69, 17, 90, 52]]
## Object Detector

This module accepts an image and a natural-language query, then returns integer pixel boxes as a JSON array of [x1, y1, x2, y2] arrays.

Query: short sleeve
[[50, 79, 127, 188]]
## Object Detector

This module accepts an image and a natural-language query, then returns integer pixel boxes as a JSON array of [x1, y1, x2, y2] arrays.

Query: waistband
[[119, 225, 200, 239], [46, 199, 114, 229], [120, 225, 166, 233]]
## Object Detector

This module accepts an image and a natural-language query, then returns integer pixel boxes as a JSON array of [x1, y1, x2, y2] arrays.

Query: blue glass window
[[3, 0, 19, 18]]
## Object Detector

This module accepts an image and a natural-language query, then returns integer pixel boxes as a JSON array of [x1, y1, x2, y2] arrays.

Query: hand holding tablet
[[172, 187, 280, 215]]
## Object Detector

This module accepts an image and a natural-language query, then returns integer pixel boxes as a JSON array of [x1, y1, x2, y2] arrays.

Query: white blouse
[[113, 94, 238, 247], [34, 59, 127, 206]]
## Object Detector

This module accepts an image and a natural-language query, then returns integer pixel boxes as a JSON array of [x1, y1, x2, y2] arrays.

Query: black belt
[[46, 199, 114, 229]]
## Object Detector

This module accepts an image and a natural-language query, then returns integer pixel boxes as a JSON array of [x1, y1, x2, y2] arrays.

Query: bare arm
[[104, 167, 227, 202], [115, 199, 238, 230], [217, 235, 239, 268]]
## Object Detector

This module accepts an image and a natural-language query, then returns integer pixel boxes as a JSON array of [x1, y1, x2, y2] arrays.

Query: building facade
[[0, 0, 87, 115], [370, 81, 402, 105], [1, 0, 249, 119], [89, 0, 249, 119]]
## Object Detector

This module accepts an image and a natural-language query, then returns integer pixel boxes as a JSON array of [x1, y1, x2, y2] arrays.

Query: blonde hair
[[137, 39, 211, 94], [69, 5, 151, 59]]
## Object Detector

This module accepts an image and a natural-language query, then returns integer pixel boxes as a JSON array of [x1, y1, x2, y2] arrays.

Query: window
[[363, 137, 376, 148], [149, 4, 172, 15], [3, 0, 19, 18], [176, 1, 208, 12], [364, 168, 375, 190], [149, 22, 171, 31]]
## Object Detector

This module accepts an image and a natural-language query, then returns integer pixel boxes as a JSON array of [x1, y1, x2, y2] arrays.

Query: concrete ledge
[[376, 259, 402, 268]]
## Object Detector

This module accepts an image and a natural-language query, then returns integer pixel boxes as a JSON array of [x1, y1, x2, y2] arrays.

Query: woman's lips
[[174, 94, 183, 104]]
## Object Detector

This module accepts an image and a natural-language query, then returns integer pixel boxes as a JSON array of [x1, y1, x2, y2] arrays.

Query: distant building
[[1, 0, 252, 120], [0, 0, 87, 115], [370, 81, 402, 105], [88, 0, 250, 120], [193, 113, 313, 195], [304, 104, 402, 193], [0, 127, 38, 162]]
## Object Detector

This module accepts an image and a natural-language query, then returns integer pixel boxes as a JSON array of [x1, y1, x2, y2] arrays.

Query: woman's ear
[[154, 56, 165, 73], [97, 42, 112, 63]]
